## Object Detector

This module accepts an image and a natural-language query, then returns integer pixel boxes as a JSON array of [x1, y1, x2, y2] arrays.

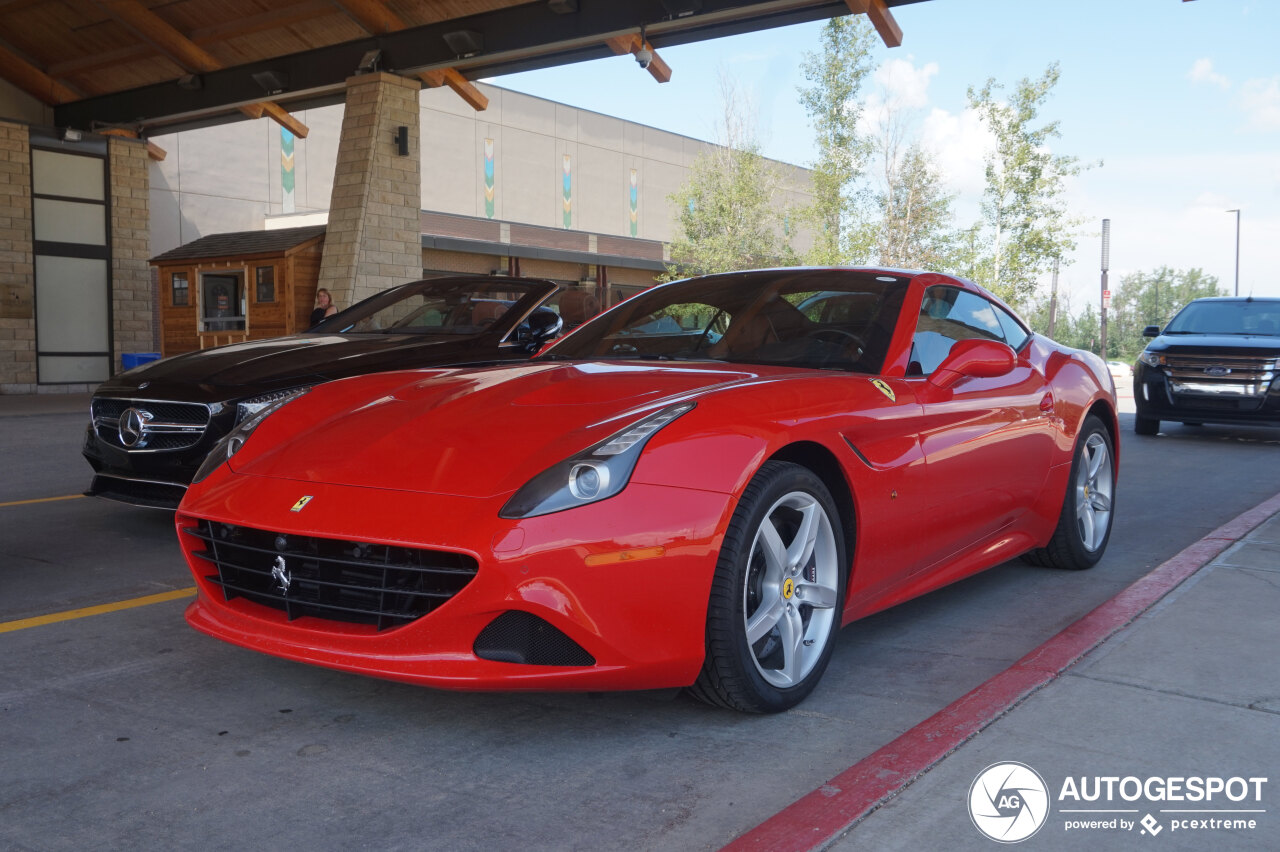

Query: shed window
[[172, 273, 189, 306], [255, 266, 276, 303]]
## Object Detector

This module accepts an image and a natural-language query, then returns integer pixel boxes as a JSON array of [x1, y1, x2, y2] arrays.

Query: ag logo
[[871, 379, 896, 402], [968, 762, 1049, 843]]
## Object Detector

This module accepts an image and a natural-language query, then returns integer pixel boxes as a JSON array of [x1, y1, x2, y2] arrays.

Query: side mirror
[[520, 309, 563, 351], [1142, 325, 1160, 338], [928, 338, 1017, 390]]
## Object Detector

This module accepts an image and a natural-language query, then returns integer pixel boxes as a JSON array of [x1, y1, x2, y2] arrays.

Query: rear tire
[[689, 461, 847, 713], [1134, 414, 1159, 435], [1026, 415, 1115, 571]]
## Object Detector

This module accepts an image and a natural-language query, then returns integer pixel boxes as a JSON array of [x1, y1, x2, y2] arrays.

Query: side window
[[908, 287, 1005, 376], [994, 305, 1030, 351]]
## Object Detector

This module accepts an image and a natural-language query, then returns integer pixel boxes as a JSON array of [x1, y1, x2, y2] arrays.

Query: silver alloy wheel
[[743, 490, 840, 688], [1075, 432, 1114, 552]]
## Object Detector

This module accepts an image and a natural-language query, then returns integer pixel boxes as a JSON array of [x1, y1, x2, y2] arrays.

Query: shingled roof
[[151, 225, 326, 263]]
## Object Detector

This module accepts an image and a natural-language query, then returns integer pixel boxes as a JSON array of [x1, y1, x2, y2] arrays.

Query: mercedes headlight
[[236, 386, 314, 423], [193, 387, 311, 484], [1138, 350, 1165, 369], [499, 402, 695, 519]]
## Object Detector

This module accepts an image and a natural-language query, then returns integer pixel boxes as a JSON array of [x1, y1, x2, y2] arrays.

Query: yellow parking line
[[0, 587, 196, 635], [0, 494, 85, 508]]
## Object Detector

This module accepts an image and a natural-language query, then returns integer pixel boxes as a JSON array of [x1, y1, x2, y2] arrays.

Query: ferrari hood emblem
[[871, 379, 896, 402], [291, 496, 314, 512]]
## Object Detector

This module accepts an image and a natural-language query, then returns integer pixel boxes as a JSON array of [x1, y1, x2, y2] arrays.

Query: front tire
[[1027, 415, 1115, 570], [1134, 414, 1159, 435], [689, 461, 847, 713]]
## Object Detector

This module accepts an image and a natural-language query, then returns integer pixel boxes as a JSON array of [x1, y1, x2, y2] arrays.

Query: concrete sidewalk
[[826, 504, 1280, 850]]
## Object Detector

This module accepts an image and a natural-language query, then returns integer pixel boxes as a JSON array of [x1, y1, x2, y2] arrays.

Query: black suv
[[1133, 297, 1280, 434]]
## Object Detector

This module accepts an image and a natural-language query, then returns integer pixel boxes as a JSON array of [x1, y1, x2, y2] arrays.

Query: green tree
[[1107, 267, 1225, 360], [664, 76, 793, 278], [967, 64, 1088, 308], [873, 143, 957, 269], [796, 16, 878, 265]]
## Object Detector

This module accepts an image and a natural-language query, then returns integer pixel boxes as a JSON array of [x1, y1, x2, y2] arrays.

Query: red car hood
[[233, 360, 763, 498]]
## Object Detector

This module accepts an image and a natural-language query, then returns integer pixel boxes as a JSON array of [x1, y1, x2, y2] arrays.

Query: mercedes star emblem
[[117, 407, 153, 448]]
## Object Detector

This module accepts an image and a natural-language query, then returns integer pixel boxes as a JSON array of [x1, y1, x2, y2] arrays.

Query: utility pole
[[1100, 219, 1110, 359], [1226, 208, 1240, 296], [1047, 257, 1059, 339]]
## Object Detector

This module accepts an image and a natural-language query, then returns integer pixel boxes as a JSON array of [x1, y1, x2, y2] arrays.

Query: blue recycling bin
[[122, 352, 161, 370]]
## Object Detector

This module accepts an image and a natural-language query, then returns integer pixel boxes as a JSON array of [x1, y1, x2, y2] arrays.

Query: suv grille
[[188, 521, 479, 630], [92, 398, 210, 451], [1162, 353, 1278, 397]]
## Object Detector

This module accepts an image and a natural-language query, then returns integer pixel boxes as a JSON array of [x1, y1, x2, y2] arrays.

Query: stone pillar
[[317, 72, 422, 309], [108, 136, 153, 368], [0, 120, 35, 393]]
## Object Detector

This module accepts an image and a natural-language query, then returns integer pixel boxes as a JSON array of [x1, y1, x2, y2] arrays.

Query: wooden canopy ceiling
[[0, 0, 925, 139]]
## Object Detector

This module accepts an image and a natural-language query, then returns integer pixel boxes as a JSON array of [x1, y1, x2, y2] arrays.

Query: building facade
[[0, 77, 814, 393]]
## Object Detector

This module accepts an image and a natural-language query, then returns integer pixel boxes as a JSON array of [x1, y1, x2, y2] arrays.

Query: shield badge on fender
[[871, 379, 896, 403]]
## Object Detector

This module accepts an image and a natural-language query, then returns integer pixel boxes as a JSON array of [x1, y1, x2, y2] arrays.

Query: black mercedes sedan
[[84, 276, 574, 508], [1134, 296, 1280, 434]]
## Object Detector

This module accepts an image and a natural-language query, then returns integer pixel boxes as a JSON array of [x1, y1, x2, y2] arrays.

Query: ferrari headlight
[[1138, 350, 1165, 368], [499, 402, 695, 519], [192, 387, 311, 484]]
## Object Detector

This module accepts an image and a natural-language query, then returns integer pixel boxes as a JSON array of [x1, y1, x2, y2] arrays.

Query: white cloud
[[1188, 58, 1230, 89], [1238, 76, 1280, 131], [920, 106, 993, 199], [873, 57, 938, 110]]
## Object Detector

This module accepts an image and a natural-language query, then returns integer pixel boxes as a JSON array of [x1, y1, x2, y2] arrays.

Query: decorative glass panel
[[255, 266, 275, 303], [32, 150, 105, 200]]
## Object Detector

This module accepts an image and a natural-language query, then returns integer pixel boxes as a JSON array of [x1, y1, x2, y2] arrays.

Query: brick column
[[108, 136, 153, 370], [317, 72, 422, 309], [0, 120, 35, 393]]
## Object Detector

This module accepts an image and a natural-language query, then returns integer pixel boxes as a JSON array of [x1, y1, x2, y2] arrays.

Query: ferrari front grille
[[188, 520, 479, 630], [92, 397, 210, 452]]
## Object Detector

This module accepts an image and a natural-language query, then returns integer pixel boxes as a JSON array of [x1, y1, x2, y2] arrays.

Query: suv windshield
[[543, 269, 909, 373], [1164, 300, 1280, 336], [311, 278, 549, 335]]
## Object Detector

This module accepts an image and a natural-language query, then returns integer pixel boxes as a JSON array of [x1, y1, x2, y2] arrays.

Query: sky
[[490, 0, 1279, 313]]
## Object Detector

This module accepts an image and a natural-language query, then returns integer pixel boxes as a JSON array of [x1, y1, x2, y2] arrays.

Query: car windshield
[[542, 269, 910, 373], [1164, 300, 1280, 336], [311, 278, 552, 335]]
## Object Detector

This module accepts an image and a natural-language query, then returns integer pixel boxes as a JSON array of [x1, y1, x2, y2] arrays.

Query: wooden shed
[[150, 225, 326, 356]]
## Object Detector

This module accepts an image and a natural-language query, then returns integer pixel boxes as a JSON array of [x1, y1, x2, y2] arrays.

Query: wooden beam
[[419, 67, 489, 111], [256, 101, 309, 138], [94, 0, 308, 133], [0, 42, 80, 104], [99, 127, 167, 161], [604, 34, 671, 84], [96, 0, 221, 73], [330, 0, 406, 35], [844, 0, 903, 48]]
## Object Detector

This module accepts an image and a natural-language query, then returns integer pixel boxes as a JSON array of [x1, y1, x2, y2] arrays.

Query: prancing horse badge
[[871, 379, 896, 402], [291, 496, 314, 512]]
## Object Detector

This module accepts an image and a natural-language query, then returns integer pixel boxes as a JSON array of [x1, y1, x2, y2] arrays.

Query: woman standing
[[310, 288, 338, 327]]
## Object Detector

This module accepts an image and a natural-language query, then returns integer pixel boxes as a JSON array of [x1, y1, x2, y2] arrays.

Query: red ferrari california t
[[176, 268, 1118, 713]]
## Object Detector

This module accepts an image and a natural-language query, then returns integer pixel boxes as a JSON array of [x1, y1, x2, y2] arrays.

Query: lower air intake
[[474, 611, 595, 667]]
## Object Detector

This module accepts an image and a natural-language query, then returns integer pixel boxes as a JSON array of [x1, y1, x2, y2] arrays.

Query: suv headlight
[[1138, 350, 1165, 368], [499, 402, 695, 519], [193, 387, 311, 484]]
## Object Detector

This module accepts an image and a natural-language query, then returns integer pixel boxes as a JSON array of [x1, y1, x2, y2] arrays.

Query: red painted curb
[[724, 490, 1280, 852]]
